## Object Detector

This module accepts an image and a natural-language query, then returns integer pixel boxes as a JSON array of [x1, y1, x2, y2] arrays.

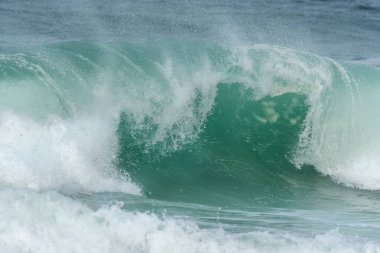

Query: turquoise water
[[1, 1, 380, 252]]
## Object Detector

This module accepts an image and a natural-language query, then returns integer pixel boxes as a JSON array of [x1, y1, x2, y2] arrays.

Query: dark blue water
[[1, 0, 380, 60]]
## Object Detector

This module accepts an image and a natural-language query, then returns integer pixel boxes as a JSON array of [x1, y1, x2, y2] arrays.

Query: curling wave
[[1, 41, 380, 196]]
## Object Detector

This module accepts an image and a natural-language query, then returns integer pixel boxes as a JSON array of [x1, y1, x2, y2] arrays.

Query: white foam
[[3, 42, 380, 191], [288, 58, 380, 190], [0, 188, 377, 253], [0, 45, 222, 192], [104, 54, 221, 153], [0, 112, 140, 194], [230, 45, 380, 190]]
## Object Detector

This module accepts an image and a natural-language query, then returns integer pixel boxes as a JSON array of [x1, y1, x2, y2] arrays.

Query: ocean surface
[[1, 0, 380, 252]]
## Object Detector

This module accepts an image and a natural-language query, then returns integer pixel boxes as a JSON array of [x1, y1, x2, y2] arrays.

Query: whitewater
[[1, 0, 380, 252]]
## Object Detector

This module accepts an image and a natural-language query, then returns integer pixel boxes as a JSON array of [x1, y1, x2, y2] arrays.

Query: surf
[[1, 40, 380, 198]]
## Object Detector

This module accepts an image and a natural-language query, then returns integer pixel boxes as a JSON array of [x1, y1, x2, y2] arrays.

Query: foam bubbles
[[317, 152, 380, 190], [0, 112, 140, 194], [290, 59, 380, 190], [0, 188, 378, 253], [2, 41, 380, 191]]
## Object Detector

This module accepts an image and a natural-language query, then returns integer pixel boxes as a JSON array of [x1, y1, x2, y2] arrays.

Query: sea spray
[[2, 41, 380, 191], [1, 40, 380, 252], [0, 112, 140, 193]]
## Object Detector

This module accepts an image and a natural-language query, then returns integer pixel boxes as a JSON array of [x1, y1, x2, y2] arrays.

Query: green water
[[2, 40, 380, 252]]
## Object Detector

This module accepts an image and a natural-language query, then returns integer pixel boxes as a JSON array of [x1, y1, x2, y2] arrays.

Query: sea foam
[[0, 188, 378, 253], [0, 112, 140, 194]]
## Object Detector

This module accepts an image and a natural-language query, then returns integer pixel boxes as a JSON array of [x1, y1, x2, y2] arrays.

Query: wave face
[[1, 41, 380, 252], [1, 41, 380, 195]]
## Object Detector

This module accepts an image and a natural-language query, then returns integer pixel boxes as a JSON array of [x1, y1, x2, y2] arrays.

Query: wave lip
[[1, 41, 380, 192]]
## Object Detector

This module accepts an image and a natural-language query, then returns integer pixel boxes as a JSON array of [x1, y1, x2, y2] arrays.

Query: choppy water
[[1, 1, 380, 252]]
